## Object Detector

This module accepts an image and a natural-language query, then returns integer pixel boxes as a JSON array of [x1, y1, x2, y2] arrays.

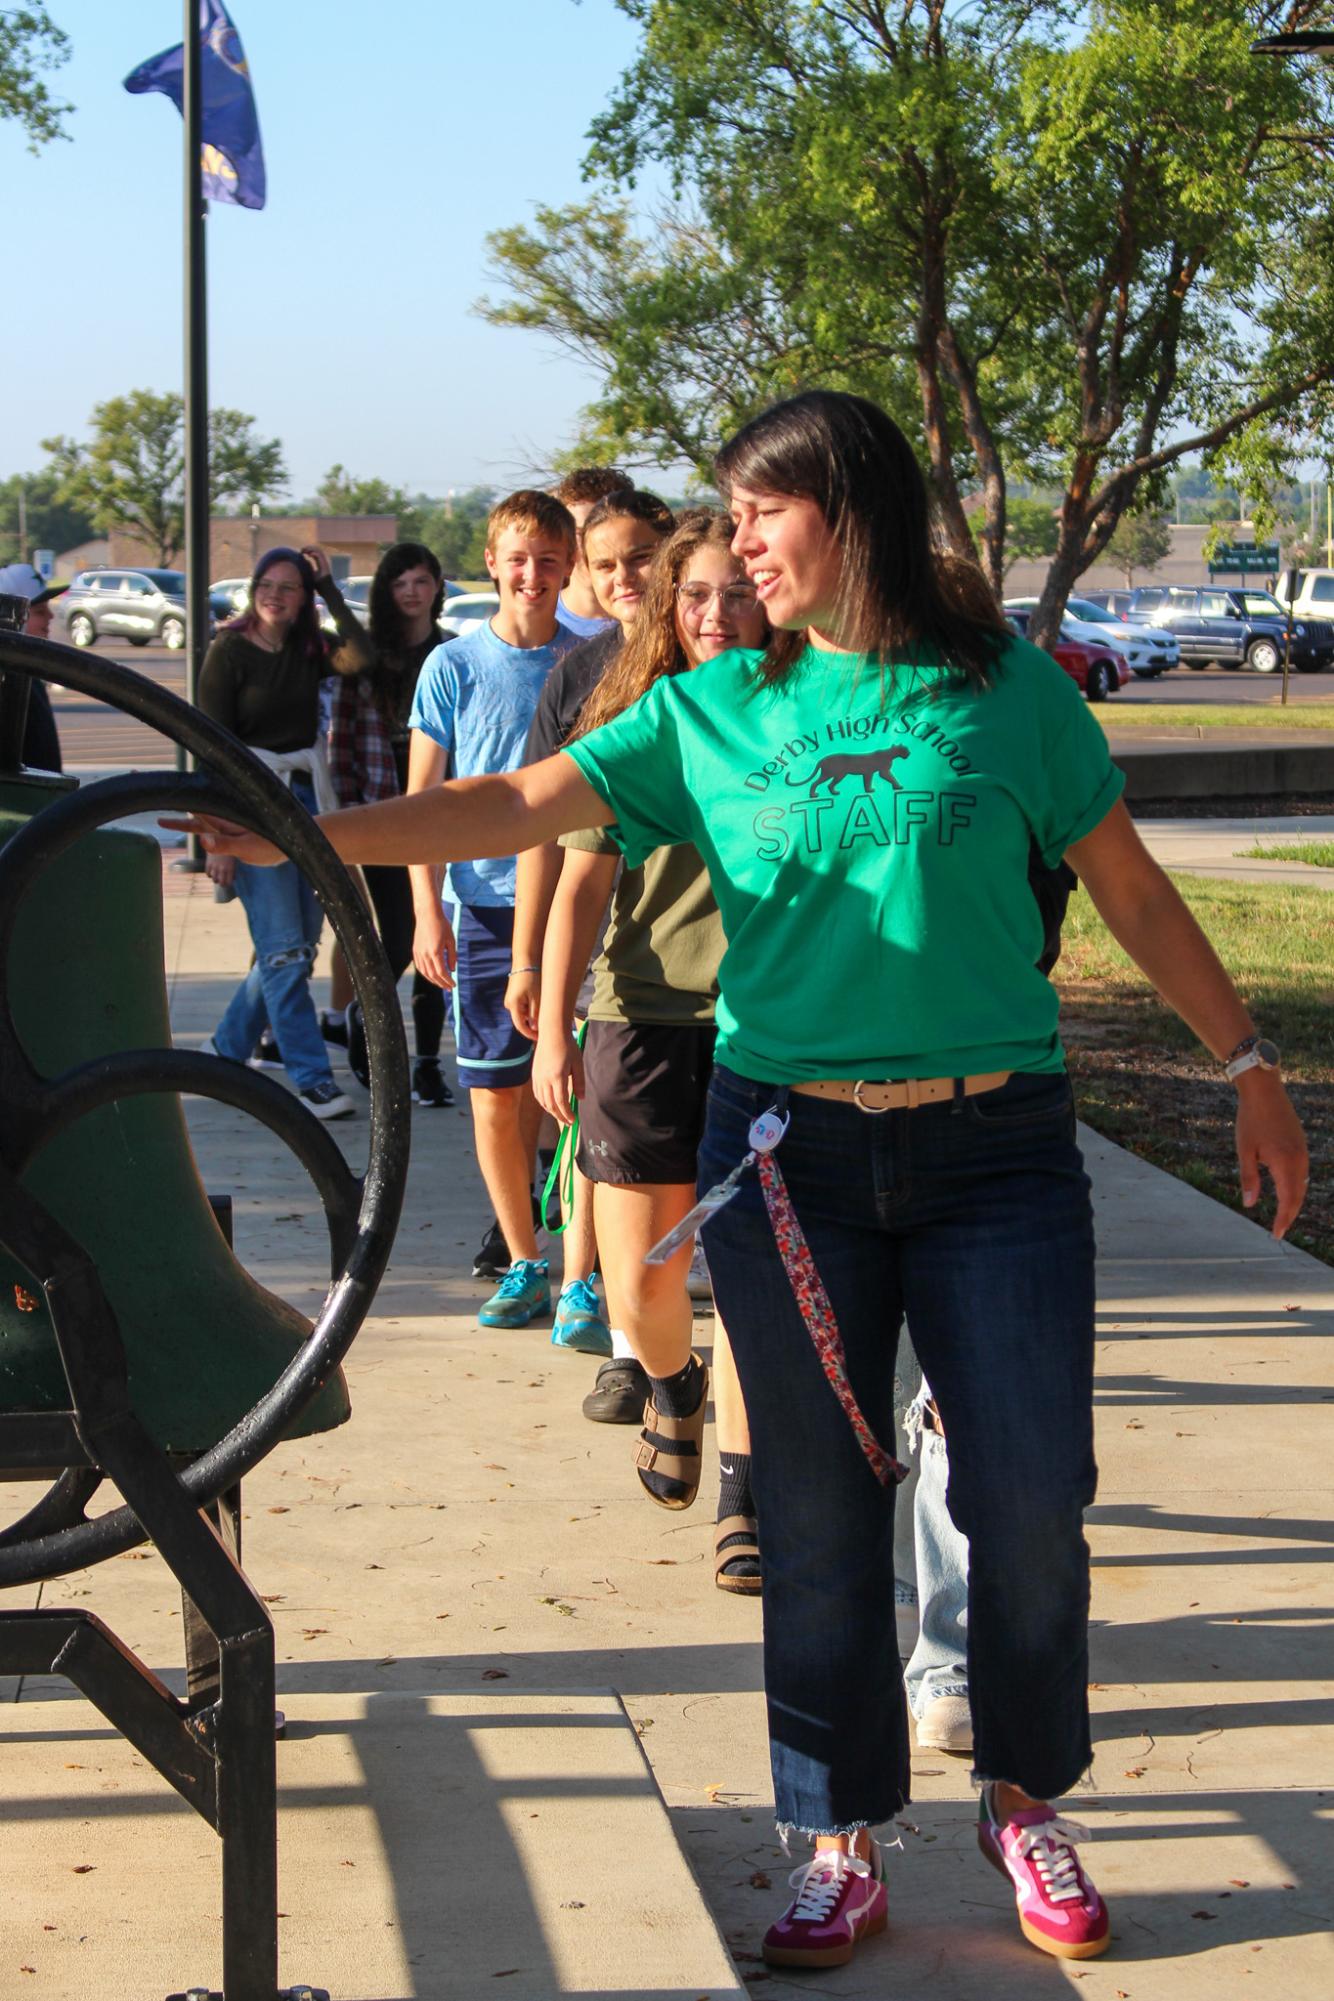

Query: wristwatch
[[1224, 1034, 1280, 1082]]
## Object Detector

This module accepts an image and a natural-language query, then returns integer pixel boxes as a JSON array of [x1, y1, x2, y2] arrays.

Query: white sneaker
[[299, 1080, 356, 1121], [915, 1692, 973, 1755], [686, 1237, 713, 1301]]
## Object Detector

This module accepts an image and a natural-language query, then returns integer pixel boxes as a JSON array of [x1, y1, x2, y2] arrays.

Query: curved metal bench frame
[[0, 633, 412, 2001]]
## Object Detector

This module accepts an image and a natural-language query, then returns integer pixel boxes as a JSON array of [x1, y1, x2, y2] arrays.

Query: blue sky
[[6, 0, 648, 499]]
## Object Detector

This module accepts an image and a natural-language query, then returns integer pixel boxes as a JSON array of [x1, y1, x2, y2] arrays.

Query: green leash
[[540, 1020, 588, 1237]]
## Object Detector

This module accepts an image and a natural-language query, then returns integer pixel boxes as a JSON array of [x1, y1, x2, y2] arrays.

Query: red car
[[1006, 609, 1129, 702]]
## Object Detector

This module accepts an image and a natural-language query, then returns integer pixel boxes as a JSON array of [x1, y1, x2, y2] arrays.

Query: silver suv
[[60, 568, 190, 649]]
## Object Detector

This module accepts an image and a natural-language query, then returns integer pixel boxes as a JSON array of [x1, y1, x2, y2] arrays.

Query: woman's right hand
[[158, 814, 283, 865], [532, 1030, 584, 1127], [412, 904, 457, 990], [505, 969, 541, 1041], [205, 852, 236, 889]]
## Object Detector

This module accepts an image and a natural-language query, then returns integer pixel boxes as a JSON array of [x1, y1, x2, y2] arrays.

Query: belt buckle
[[852, 1078, 902, 1115]]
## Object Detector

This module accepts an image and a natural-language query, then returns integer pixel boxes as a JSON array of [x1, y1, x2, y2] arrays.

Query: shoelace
[[1011, 1816, 1091, 1904], [560, 1279, 598, 1313], [786, 1850, 873, 1922], [496, 1261, 544, 1297]]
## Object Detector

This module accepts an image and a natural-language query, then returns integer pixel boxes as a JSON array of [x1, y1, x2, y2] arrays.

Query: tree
[[416, 489, 495, 582], [976, 497, 1059, 579], [0, 5, 71, 150], [482, 2, 1334, 644], [0, 468, 95, 565], [44, 391, 287, 565], [1104, 509, 1173, 587]]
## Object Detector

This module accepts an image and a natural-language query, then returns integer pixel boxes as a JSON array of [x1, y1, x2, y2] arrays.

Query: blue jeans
[[698, 1065, 1097, 1834], [214, 781, 332, 1092]]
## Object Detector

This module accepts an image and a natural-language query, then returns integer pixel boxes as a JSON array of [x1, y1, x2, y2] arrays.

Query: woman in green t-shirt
[[170, 390, 1307, 1978], [532, 512, 768, 1591]]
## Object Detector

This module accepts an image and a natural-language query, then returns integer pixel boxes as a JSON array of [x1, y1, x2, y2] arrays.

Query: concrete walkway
[[1137, 814, 1334, 888], [1, 858, 1331, 1998]]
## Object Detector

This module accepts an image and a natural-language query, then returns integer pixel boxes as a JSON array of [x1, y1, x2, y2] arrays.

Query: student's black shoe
[[320, 1008, 349, 1049], [412, 1057, 454, 1108], [248, 1028, 284, 1070], [345, 1001, 370, 1089], [473, 1217, 509, 1280], [299, 1080, 356, 1121], [582, 1357, 651, 1425]]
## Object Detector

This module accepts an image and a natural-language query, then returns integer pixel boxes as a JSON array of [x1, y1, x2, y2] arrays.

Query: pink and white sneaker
[[978, 1786, 1110, 1959], [762, 1842, 887, 1968]]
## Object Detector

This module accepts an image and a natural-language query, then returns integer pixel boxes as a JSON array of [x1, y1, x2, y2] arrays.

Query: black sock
[[650, 1353, 703, 1419], [716, 1449, 754, 1524]]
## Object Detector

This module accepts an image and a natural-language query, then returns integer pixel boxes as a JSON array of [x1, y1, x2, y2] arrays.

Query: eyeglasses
[[675, 582, 759, 613]]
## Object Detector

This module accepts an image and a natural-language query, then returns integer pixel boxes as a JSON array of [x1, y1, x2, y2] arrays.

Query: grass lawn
[[1241, 840, 1334, 867], [1055, 874, 1334, 1264], [1097, 702, 1334, 729]]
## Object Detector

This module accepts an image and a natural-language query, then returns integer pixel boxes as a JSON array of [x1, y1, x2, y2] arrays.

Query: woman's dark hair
[[580, 487, 675, 549], [713, 390, 1006, 690], [230, 545, 326, 663]]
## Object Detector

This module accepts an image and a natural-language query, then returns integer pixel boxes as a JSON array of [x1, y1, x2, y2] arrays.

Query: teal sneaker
[[479, 1257, 551, 1328], [551, 1275, 612, 1356]]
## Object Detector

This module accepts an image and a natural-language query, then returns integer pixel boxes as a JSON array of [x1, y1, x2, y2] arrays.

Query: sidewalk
[[1, 860, 1331, 1998], [1137, 814, 1334, 888]]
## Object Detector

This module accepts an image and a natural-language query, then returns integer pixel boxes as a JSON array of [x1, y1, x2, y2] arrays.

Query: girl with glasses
[[533, 512, 768, 1589]]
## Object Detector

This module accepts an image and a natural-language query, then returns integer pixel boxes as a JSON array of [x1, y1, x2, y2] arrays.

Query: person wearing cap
[[0, 562, 68, 772]]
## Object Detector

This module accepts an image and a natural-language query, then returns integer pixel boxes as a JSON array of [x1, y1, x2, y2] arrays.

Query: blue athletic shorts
[[449, 903, 535, 1091]]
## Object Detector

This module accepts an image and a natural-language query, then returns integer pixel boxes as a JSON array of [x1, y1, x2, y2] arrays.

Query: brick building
[[100, 514, 399, 582]]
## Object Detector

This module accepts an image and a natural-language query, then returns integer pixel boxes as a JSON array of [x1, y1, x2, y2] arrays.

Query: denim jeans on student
[[213, 779, 332, 1092], [698, 1064, 1098, 1835]]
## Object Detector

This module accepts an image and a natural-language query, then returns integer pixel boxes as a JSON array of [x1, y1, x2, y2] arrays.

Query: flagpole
[[179, 0, 209, 850]]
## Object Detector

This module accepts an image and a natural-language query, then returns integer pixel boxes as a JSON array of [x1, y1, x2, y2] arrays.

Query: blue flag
[[125, 1, 266, 211]]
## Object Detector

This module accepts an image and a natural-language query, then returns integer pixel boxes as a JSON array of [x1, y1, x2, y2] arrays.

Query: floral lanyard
[[645, 1093, 907, 1488]]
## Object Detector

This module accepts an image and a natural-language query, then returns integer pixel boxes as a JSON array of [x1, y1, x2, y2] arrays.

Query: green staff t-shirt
[[564, 637, 1122, 1084]]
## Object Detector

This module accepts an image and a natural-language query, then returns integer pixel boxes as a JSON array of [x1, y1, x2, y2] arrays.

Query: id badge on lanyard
[[642, 1107, 790, 1266]]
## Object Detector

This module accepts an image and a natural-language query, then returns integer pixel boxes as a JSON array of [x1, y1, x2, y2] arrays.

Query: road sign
[[1209, 541, 1280, 574]]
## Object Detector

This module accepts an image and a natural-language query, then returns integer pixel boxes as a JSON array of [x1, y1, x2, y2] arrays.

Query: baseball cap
[[0, 562, 68, 606]]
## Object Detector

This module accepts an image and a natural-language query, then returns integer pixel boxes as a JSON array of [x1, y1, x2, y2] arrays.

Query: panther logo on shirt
[[787, 748, 911, 796]]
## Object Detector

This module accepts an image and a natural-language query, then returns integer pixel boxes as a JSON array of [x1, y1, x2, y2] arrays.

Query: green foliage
[[975, 496, 1059, 576], [0, 6, 71, 150], [1104, 509, 1172, 585], [44, 391, 287, 565], [414, 489, 494, 581], [0, 468, 95, 565], [482, 1, 1334, 638]]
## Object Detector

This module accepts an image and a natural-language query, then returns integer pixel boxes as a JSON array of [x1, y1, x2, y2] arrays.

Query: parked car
[[1064, 593, 1179, 672], [1128, 585, 1330, 673], [211, 576, 251, 616], [1080, 589, 1135, 618], [442, 590, 499, 637], [59, 568, 199, 649], [1005, 595, 1163, 677], [1272, 568, 1334, 651], [1006, 609, 1129, 701]]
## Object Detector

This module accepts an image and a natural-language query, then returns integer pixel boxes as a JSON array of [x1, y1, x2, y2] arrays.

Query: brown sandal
[[715, 1514, 762, 1596], [635, 1354, 709, 1510]]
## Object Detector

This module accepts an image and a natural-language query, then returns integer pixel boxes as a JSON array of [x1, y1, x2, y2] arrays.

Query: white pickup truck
[[1274, 569, 1334, 638]]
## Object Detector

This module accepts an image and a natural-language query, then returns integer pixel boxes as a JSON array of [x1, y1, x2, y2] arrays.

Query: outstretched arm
[[162, 751, 616, 870], [1066, 799, 1308, 1238]]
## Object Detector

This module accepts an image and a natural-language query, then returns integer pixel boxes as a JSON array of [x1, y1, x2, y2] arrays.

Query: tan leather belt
[[791, 1071, 1012, 1114]]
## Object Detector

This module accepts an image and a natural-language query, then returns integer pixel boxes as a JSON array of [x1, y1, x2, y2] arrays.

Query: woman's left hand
[[300, 543, 332, 584], [1235, 1073, 1309, 1239]]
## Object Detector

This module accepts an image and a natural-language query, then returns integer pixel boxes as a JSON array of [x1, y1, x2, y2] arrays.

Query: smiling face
[[485, 526, 572, 618], [674, 543, 766, 666], [251, 559, 306, 640], [728, 485, 847, 646], [583, 515, 666, 627]]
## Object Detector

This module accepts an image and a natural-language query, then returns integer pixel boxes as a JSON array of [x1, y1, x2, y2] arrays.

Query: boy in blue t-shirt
[[408, 491, 601, 1336]]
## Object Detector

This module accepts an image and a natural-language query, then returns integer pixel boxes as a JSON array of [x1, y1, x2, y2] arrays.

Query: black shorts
[[577, 1020, 717, 1185]]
